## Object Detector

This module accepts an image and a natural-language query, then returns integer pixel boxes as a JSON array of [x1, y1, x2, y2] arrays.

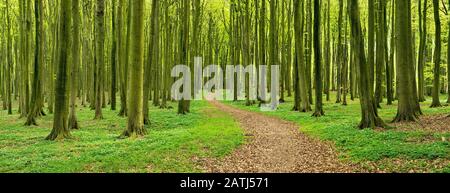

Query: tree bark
[[46, 0, 73, 140], [393, 0, 422, 122], [348, 0, 386, 129], [430, 0, 442, 108], [68, 0, 81, 129], [293, 0, 311, 112], [312, 0, 324, 117], [418, 0, 427, 102], [94, 0, 105, 119], [26, 0, 46, 126], [121, 0, 147, 138]]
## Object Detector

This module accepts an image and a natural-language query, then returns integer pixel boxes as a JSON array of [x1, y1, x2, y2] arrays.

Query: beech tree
[[94, 0, 105, 119], [393, 0, 422, 122], [348, 0, 386, 129], [293, 0, 311, 112], [430, 0, 441, 108], [46, 0, 73, 140], [121, 0, 146, 137]]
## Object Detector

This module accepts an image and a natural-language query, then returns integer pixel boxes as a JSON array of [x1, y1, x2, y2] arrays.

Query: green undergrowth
[[0, 101, 243, 173]]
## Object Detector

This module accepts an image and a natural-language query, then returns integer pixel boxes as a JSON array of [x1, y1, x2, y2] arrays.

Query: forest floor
[[0, 93, 449, 173], [0, 101, 244, 172], [199, 100, 361, 173], [223, 93, 450, 173]]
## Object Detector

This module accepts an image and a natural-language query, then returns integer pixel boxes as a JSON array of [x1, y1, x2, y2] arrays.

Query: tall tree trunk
[[118, 0, 128, 117], [5, 0, 12, 115], [306, 0, 313, 105], [68, 0, 81, 129], [375, 0, 387, 108], [368, 0, 375, 96], [121, 0, 147, 138], [46, 0, 73, 140], [386, 0, 395, 105], [393, 0, 422, 122], [26, 0, 46, 126], [430, 0, 442, 107], [110, 0, 117, 111], [178, 0, 190, 115], [348, 0, 386, 129], [336, 0, 343, 103], [143, 0, 160, 124], [259, 0, 267, 105], [418, 0, 427, 102], [286, 0, 293, 97], [94, 0, 105, 119], [293, 0, 311, 112], [324, 0, 331, 101], [270, 0, 279, 104], [448, 0, 450, 103], [312, 0, 324, 117], [342, 15, 349, 106]]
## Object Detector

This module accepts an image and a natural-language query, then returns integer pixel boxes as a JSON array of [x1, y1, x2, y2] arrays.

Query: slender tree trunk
[[368, 0, 375, 96], [286, 0, 293, 97], [418, 0, 427, 102], [110, 0, 117, 111], [259, 0, 267, 105], [5, 0, 12, 115], [26, 0, 46, 126], [46, 0, 73, 140], [324, 0, 331, 101], [430, 0, 442, 107], [448, 0, 450, 103], [118, 0, 128, 117], [375, 0, 387, 108], [68, 0, 81, 129], [94, 0, 105, 119], [312, 0, 324, 117], [306, 0, 313, 105], [342, 16, 349, 106], [349, 0, 386, 129], [178, 0, 190, 115], [121, 0, 147, 138], [336, 0, 343, 103], [293, 0, 311, 112], [143, 0, 160, 124], [270, 0, 279, 105], [386, 0, 395, 105]]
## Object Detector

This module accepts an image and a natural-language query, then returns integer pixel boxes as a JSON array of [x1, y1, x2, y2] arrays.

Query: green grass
[[0, 101, 244, 173], [225, 93, 450, 173]]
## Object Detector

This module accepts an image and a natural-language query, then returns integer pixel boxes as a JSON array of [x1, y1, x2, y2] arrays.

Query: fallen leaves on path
[[198, 101, 362, 173]]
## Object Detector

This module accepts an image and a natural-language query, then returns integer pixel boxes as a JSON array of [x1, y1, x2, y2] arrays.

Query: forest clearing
[[0, 0, 449, 174]]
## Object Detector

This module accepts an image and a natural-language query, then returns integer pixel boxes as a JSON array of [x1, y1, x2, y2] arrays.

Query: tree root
[[430, 103, 442, 108], [312, 110, 324, 117], [391, 113, 419, 123]]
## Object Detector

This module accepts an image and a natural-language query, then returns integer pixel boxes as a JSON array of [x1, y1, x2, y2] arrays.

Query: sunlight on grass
[[0, 101, 243, 173]]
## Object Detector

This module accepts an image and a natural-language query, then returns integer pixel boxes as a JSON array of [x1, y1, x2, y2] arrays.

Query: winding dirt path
[[201, 101, 361, 173]]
